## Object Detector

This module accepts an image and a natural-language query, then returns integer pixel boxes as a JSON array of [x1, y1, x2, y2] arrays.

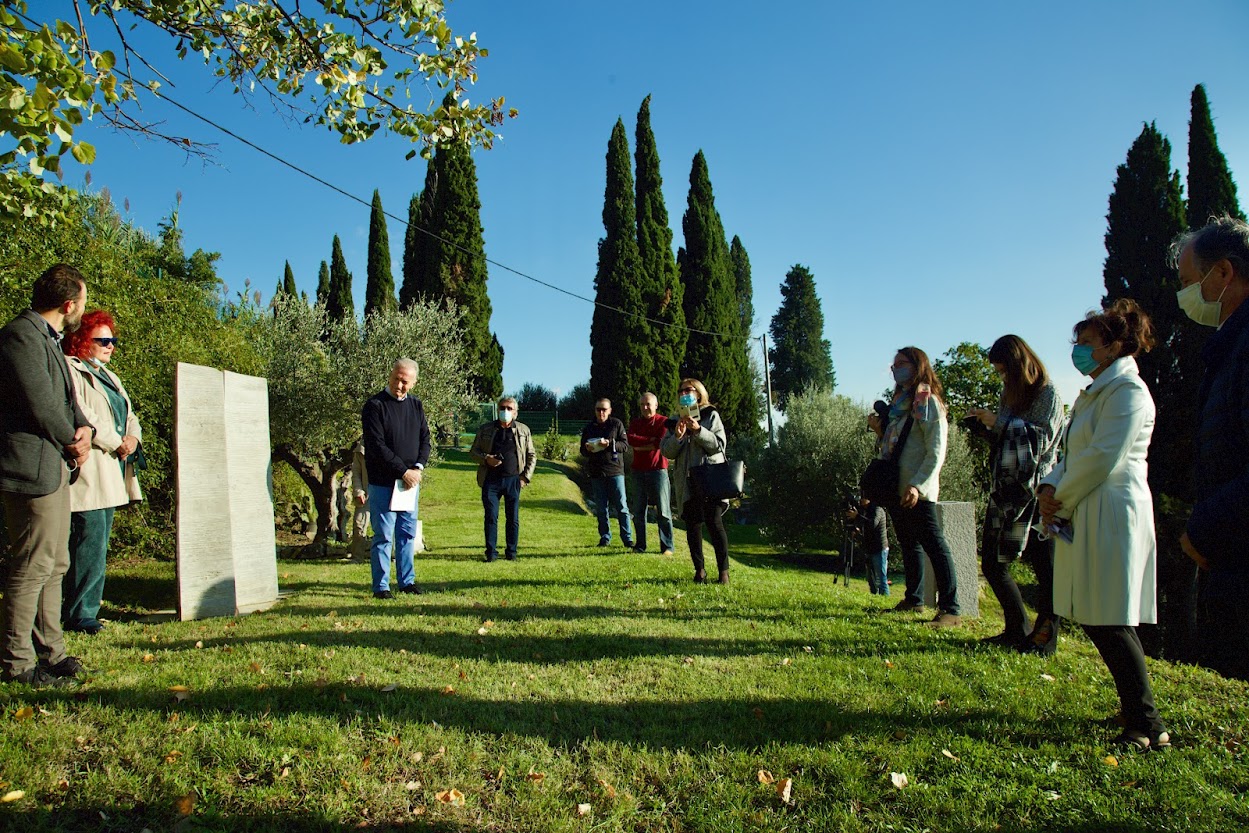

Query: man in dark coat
[[580, 398, 634, 548], [1174, 217, 1249, 681], [1, 264, 94, 687], [361, 359, 431, 598]]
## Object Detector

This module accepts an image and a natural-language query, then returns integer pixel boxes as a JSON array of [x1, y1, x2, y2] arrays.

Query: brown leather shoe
[[717, 571, 729, 585], [693, 570, 707, 584]]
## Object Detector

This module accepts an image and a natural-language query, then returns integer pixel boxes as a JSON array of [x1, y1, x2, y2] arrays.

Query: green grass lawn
[[2, 449, 1246, 832]]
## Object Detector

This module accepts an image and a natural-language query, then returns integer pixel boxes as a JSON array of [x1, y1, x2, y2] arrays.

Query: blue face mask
[[679, 393, 697, 407], [1071, 344, 1099, 376], [892, 366, 912, 385]]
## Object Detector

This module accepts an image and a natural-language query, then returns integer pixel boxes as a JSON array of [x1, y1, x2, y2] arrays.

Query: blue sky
[[73, 1, 1249, 413]]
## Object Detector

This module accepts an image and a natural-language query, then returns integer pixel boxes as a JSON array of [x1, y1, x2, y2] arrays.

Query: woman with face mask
[[968, 335, 1065, 654], [1038, 299, 1167, 750], [61, 310, 143, 635], [867, 346, 961, 626], [660, 378, 730, 583]]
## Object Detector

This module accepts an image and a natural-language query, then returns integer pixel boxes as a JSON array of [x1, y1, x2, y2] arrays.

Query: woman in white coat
[[61, 311, 143, 634], [1038, 299, 1166, 750]]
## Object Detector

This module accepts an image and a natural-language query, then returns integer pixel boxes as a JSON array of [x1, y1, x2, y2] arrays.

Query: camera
[[870, 400, 890, 421]]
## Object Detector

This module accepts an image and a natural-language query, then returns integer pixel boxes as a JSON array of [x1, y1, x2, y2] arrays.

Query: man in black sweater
[[361, 359, 431, 598]]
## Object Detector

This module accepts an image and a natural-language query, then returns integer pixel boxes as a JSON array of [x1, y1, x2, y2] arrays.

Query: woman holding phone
[[661, 378, 731, 584], [1038, 300, 1167, 750], [968, 335, 1065, 654]]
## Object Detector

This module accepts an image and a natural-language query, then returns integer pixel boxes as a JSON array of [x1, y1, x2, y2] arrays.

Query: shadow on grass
[[9, 806, 472, 833]]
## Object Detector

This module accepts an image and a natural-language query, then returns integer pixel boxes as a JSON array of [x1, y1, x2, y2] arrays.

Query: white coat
[[1040, 357, 1156, 626], [67, 356, 143, 512]]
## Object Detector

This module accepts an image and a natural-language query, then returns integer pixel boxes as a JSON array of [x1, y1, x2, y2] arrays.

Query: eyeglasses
[[678, 387, 696, 394], [595, 407, 609, 412], [499, 406, 514, 412], [93, 337, 119, 347]]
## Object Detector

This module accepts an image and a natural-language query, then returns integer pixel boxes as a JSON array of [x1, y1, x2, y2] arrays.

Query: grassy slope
[[1, 449, 1246, 832]]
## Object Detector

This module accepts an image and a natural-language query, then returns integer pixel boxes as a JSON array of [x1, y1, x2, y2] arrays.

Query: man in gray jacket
[[1, 264, 94, 687], [470, 397, 536, 561]]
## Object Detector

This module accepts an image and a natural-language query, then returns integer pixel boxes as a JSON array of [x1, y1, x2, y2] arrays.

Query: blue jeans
[[889, 500, 959, 614], [591, 475, 633, 545], [482, 475, 521, 559], [865, 548, 889, 595], [631, 469, 674, 551], [64, 507, 115, 629], [368, 482, 418, 592]]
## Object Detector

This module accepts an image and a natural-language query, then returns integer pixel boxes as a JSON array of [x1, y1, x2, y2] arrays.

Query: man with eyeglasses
[[1, 264, 94, 688], [470, 397, 536, 562], [580, 399, 635, 549]]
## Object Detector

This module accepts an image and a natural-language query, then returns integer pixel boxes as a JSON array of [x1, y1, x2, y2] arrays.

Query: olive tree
[[252, 296, 471, 546]]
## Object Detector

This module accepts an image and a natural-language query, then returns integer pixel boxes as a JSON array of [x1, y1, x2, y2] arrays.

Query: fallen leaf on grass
[[1103, 755, 1119, 767], [1043, 790, 1061, 800], [169, 685, 190, 702], [780, 658, 792, 666], [890, 772, 909, 789], [458, 669, 468, 680], [412, 752, 424, 763], [776, 778, 793, 804], [441, 685, 455, 695], [526, 772, 545, 784], [482, 620, 494, 628], [598, 779, 616, 798], [249, 662, 263, 674], [194, 641, 203, 649], [175, 793, 195, 815], [803, 646, 813, 653], [1, 791, 25, 803], [405, 780, 421, 790], [757, 770, 775, 784], [682, 656, 694, 665], [57, 779, 69, 791], [142, 653, 155, 663], [752, 707, 765, 720], [892, 730, 908, 741], [381, 684, 398, 693], [13, 707, 34, 721], [279, 767, 291, 779], [576, 803, 591, 817], [435, 789, 464, 806], [164, 750, 182, 764], [941, 749, 959, 762], [477, 627, 489, 636], [884, 660, 894, 669], [1040, 673, 1056, 682]]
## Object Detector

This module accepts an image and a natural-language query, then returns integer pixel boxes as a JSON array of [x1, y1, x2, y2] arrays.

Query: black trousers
[[981, 530, 1056, 640], [683, 493, 729, 574], [1083, 624, 1164, 735], [889, 499, 959, 614]]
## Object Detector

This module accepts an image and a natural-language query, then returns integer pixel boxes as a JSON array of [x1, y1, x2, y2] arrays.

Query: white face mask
[[1177, 265, 1226, 328], [498, 408, 514, 424]]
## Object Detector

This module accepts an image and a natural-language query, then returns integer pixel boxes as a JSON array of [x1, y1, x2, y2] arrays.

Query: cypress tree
[[365, 189, 397, 317], [399, 192, 424, 309], [1168, 85, 1246, 502], [768, 264, 835, 409], [327, 234, 355, 323], [728, 235, 762, 439], [1101, 122, 1185, 498], [409, 113, 499, 397], [634, 95, 685, 409], [679, 151, 747, 435], [315, 260, 330, 307], [282, 261, 297, 297], [590, 118, 650, 416]]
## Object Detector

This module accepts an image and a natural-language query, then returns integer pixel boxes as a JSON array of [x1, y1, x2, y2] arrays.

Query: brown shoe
[[929, 613, 962, 628], [693, 570, 707, 584], [717, 571, 729, 585]]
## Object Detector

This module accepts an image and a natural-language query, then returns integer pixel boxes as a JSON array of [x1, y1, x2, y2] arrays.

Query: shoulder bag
[[859, 416, 914, 507]]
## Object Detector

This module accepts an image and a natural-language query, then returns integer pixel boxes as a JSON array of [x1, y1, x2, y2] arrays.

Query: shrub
[[752, 388, 985, 552], [539, 423, 570, 461]]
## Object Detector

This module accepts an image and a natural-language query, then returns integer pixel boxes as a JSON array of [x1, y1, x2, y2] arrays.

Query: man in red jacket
[[626, 392, 674, 555]]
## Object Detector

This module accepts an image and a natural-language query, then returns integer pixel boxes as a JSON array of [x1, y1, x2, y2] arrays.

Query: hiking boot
[[42, 655, 85, 678], [3, 665, 76, 689], [929, 612, 962, 628]]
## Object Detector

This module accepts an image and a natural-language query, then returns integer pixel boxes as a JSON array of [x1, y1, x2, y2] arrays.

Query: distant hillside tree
[[365, 189, 398, 317], [591, 118, 650, 414], [326, 234, 356, 323], [481, 334, 505, 402], [635, 95, 685, 409], [399, 192, 427, 308], [316, 260, 330, 307], [282, 261, 297, 298], [514, 383, 558, 411], [768, 264, 834, 409], [558, 381, 597, 420], [680, 151, 750, 435]]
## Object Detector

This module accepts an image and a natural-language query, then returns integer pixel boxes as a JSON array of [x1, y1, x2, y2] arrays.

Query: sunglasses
[[93, 337, 119, 347]]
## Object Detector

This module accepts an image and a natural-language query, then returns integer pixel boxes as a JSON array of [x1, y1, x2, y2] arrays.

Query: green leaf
[[94, 50, 116, 72], [0, 45, 27, 73], [71, 141, 95, 165]]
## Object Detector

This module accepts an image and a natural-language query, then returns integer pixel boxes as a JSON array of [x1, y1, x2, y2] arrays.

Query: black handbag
[[859, 416, 913, 507], [691, 459, 746, 501]]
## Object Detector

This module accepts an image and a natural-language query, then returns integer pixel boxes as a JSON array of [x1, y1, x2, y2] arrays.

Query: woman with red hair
[[61, 310, 143, 635]]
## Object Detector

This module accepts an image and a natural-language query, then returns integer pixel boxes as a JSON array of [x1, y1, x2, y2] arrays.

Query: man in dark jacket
[[1, 264, 93, 687], [361, 359, 431, 598], [580, 399, 634, 548], [1173, 217, 1249, 680], [469, 397, 537, 562]]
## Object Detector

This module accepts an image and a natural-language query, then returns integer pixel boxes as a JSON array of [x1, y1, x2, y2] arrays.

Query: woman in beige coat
[[1039, 299, 1165, 751], [62, 311, 142, 634]]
